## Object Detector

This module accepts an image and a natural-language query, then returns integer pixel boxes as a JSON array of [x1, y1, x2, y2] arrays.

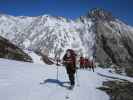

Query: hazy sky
[[0, 0, 133, 25]]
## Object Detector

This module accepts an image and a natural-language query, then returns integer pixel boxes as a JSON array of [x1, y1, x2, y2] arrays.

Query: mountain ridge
[[0, 11, 95, 58]]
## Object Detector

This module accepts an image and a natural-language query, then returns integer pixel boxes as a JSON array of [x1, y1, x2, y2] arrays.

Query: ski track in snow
[[0, 58, 133, 100]]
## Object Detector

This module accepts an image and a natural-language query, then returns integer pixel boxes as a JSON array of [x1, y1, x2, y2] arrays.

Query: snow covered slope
[[0, 14, 95, 58], [1, 58, 133, 100], [0, 58, 132, 100], [0, 58, 109, 100], [24, 49, 44, 64]]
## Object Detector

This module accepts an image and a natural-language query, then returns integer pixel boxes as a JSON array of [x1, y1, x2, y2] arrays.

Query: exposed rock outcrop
[[90, 8, 133, 76], [0, 36, 32, 62], [99, 80, 133, 100]]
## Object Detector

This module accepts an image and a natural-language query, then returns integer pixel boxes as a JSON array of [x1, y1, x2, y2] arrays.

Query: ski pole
[[57, 64, 59, 81], [92, 58, 95, 72], [75, 69, 80, 87]]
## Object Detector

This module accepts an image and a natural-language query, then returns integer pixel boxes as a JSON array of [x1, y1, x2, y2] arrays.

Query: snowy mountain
[[1, 8, 133, 100], [0, 13, 95, 59], [1, 8, 133, 73]]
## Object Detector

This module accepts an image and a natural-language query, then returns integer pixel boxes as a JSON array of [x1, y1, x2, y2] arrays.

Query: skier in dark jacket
[[79, 56, 84, 69], [84, 58, 89, 69], [63, 49, 76, 88]]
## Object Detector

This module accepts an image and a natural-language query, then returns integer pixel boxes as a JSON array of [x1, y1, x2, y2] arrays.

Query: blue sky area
[[0, 0, 133, 25]]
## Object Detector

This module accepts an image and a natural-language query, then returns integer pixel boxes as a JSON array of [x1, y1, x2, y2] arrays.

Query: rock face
[[90, 9, 133, 76], [99, 80, 133, 100], [0, 36, 32, 62], [89, 8, 114, 22]]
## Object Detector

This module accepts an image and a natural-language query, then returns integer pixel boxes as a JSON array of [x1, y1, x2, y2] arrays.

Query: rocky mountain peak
[[88, 8, 114, 22]]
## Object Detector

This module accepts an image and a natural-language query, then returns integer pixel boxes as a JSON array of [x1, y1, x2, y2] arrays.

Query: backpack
[[66, 49, 77, 57]]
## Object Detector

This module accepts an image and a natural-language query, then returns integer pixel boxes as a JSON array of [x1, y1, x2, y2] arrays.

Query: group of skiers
[[62, 49, 95, 89], [79, 56, 95, 71]]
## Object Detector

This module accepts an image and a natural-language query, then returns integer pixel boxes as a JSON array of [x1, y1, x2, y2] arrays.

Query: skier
[[63, 49, 76, 89], [79, 56, 84, 69], [88, 59, 92, 70], [56, 57, 60, 66], [84, 58, 89, 69], [89, 56, 95, 72]]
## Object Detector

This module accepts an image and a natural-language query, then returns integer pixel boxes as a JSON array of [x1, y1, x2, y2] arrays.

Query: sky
[[0, 0, 133, 26]]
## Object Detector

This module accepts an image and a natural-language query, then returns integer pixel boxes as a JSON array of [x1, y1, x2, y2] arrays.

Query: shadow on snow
[[40, 79, 71, 89], [97, 73, 126, 81]]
